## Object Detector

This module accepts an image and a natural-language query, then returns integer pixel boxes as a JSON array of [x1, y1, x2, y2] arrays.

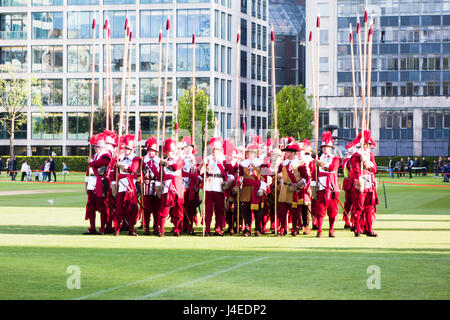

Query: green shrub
[[0, 156, 88, 173]]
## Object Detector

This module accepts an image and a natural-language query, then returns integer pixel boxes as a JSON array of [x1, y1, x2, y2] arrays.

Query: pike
[[125, 28, 133, 135], [159, 17, 171, 189], [235, 29, 241, 234], [201, 103, 210, 237], [89, 14, 97, 158], [115, 17, 130, 187], [366, 20, 374, 130], [161, 17, 171, 149], [108, 25, 114, 131], [156, 29, 163, 149], [192, 33, 196, 141], [270, 25, 279, 235], [349, 23, 358, 135], [103, 17, 109, 131], [138, 130, 145, 228]]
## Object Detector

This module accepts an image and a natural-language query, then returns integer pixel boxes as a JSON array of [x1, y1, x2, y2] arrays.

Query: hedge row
[[0, 156, 89, 173], [1, 155, 446, 173]]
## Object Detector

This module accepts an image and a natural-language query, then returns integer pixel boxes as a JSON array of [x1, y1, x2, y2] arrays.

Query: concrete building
[[0, 0, 269, 156], [305, 0, 450, 156]]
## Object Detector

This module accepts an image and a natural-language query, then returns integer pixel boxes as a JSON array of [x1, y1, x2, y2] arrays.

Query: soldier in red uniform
[[299, 139, 314, 235], [112, 134, 141, 236], [84, 133, 112, 235], [201, 137, 234, 236], [180, 136, 201, 235], [158, 139, 185, 237], [222, 139, 239, 235], [350, 130, 379, 237], [314, 131, 342, 238], [342, 142, 358, 230], [103, 129, 118, 234], [142, 136, 161, 235]]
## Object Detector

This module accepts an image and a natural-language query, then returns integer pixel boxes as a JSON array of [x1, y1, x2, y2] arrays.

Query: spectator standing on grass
[[11, 156, 17, 181], [388, 157, 395, 178], [422, 157, 428, 176], [35, 170, 40, 182], [6, 158, 11, 178], [44, 160, 50, 182], [433, 160, 439, 178], [443, 162, 450, 183], [62, 162, 69, 176], [49, 157, 56, 182], [413, 157, 420, 176], [407, 157, 413, 179], [0, 156, 3, 176], [399, 158, 405, 178], [20, 161, 30, 181]]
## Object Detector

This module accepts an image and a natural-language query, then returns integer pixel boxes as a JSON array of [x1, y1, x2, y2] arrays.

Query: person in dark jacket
[[0, 156, 3, 176], [388, 157, 395, 178], [398, 158, 405, 178], [422, 157, 428, 176], [49, 157, 56, 182], [413, 157, 420, 176], [11, 157, 17, 181]]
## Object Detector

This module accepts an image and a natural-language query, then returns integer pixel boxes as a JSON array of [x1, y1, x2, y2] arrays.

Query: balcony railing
[[0, 31, 27, 40]]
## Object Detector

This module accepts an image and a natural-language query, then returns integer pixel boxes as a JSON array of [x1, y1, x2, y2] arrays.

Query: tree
[[275, 85, 314, 140], [0, 68, 42, 158], [177, 88, 214, 148]]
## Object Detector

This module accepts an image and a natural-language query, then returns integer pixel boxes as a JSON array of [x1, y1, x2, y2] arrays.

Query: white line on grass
[[74, 256, 229, 300], [138, 256, 268, 300]]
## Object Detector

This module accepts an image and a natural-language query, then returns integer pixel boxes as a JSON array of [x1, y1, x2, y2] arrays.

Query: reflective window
[[177, 9, 210, 37], [0, 13, 27, 40], [140, 78, 173, 106], [67, 0, 98, 4], [0, 0, 27, 5], [176, 77, 209, 99], [32, 79, 63, 106], [140, 43, 173, 72], [67, 11, 99, 39], [177, 43, 210, 71], [140, 10, 171, 38], [32, 113, 63, 140], [103, 78, 136, 106], [32, 0, 63, 5], [104, 0, 135, 4], [67, 79, 99, 106], [32, 12, 63, 39], [67, 113, 89, 140], [67, 45, 99, 73], [0, 46, 27, 73], [32, 46, 63, 73], [105, 44, 136, 72], [105, 10, 136, 39]]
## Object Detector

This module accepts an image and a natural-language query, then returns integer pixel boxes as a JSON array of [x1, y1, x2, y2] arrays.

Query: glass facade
[[0, 2, 269, 155], [337, 0, 450, 97]]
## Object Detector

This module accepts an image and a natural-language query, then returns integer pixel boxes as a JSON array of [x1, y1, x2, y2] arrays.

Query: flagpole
[[89, 14, 96, 158], [270, 25, 279, 236], [192, 33, 196, 142], [156, 29, 163, 149], [125, 28, 133, 135], [349, 23, 358, 136]]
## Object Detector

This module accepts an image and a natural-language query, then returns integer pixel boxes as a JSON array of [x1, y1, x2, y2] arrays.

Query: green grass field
[[0, 172, 449, 300]]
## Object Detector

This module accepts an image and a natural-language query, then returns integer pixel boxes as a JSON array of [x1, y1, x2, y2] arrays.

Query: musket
[[125, 28, 133, 135]]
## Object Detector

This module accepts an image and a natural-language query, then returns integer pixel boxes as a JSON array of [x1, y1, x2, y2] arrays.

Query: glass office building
[[306, 0, 450, 156], [0, 0, 269, 156]]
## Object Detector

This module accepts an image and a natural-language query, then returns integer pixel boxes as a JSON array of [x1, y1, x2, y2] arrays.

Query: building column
[[413, 109, 423, 156], [371, 109, 380, 155], [329, 108, 338, 127]]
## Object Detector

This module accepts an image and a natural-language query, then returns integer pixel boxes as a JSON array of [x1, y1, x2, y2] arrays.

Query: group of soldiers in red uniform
[[83, 128, 379, 238]]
